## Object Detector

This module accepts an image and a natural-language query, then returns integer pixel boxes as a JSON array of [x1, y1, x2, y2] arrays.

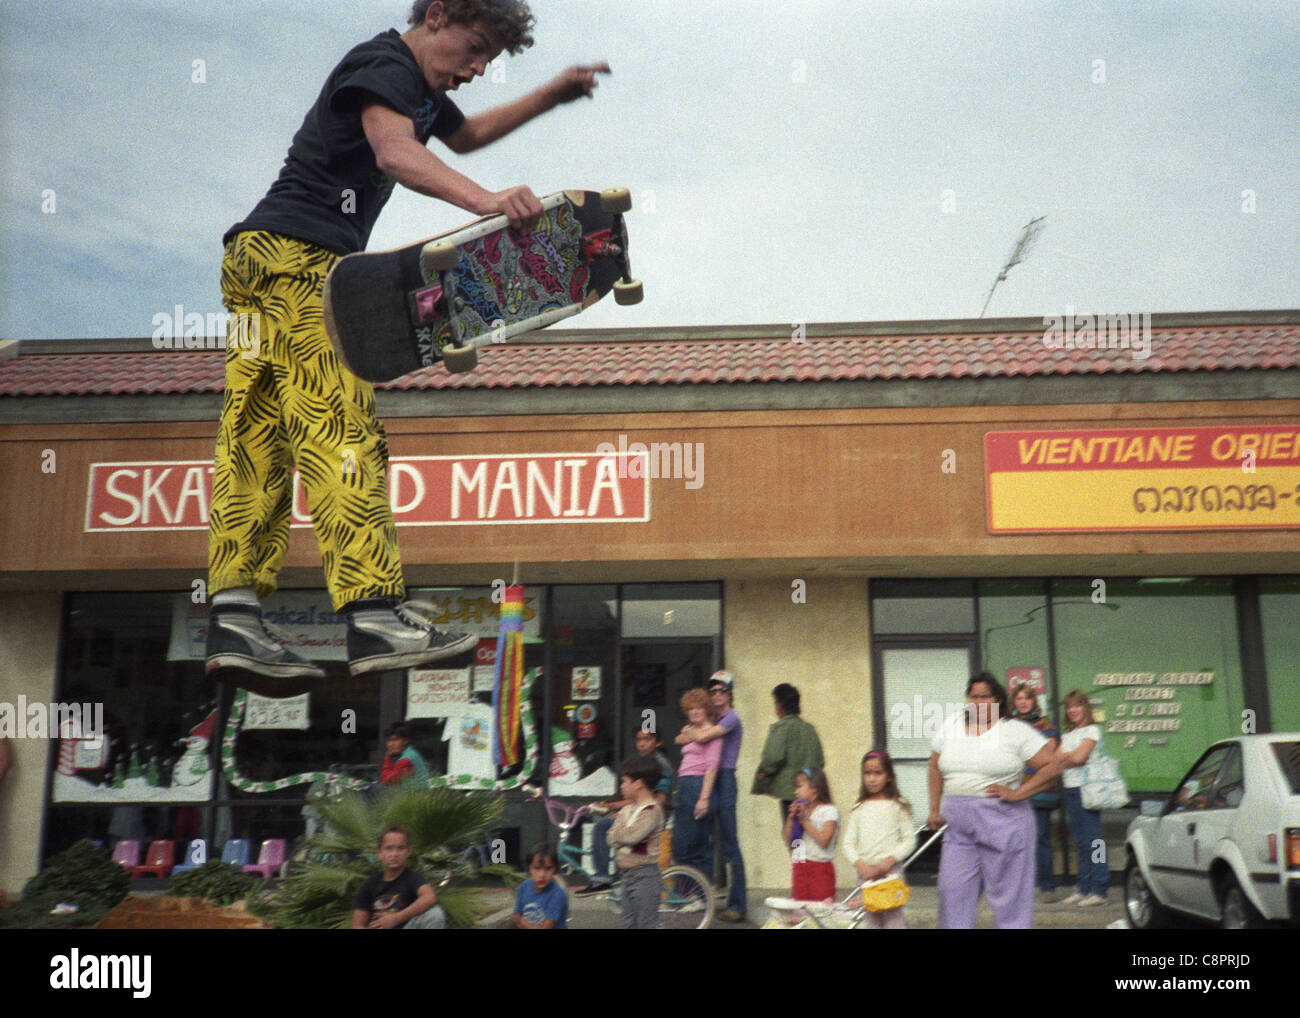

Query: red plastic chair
[[111, 840, 142, 871], [242, 838, 287, 880], [132, 840, 175, 879]]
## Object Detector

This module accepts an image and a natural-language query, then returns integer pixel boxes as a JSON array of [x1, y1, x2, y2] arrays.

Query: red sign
[[474, 639, 497, 669], [84, 453, 651, 532], [1005, 667, 1047, 698]]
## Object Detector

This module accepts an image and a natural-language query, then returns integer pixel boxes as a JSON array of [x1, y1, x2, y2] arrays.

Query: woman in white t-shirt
[[1057, 689, 1108, 906], [926, 672, 1063, 928]]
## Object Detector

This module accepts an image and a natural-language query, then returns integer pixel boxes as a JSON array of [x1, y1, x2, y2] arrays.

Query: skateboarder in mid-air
[[206, 0, 610, 694]]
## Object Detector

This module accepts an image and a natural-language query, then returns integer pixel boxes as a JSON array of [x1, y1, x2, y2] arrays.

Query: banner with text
[[86, 451, 650, 532], [986, 425, 1300, 532]]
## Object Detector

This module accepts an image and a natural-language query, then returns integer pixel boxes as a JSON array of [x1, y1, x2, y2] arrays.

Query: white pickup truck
[[1124, 733, 1300, 929]]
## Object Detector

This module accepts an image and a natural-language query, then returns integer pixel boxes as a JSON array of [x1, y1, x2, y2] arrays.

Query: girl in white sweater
[[841, 749, 916, 929]]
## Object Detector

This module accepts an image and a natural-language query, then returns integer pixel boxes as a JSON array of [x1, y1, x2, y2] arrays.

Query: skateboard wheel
[[613, 279, 643, 306], [442, 344, 478, 373], [600, 187, 632, 215], [420, 240, 460, 275]]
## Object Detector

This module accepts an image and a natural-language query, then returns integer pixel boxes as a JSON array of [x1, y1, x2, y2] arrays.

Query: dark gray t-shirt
[[225, 29, 465, 255], [353, 867, 430, 927]]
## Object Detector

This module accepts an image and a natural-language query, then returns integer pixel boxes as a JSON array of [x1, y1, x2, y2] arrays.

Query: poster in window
[[571, 666, 601, 701]]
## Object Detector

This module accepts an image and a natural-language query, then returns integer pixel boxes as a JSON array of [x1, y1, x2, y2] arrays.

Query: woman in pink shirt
[[671, 687, 722, 875]]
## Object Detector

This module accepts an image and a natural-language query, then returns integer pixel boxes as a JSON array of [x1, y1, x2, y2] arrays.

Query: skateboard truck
[[599, 188, 643, 306]]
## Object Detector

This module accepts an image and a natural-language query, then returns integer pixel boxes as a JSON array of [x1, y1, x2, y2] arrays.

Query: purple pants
[[938, 796, 1036, 929]]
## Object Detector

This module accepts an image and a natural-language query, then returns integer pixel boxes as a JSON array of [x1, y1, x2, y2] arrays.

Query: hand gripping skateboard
[[323, 188, 641, 381]]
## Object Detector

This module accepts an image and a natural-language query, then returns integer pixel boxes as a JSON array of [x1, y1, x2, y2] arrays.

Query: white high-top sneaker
[[345, 599, 477, 676], [205, 605, 327, 697]]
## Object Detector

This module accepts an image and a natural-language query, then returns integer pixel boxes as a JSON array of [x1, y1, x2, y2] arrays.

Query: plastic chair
[[132, 840, 176, 879], [243, 838, 288, 880], [110, 840, 141, 871], [221, 838, 252, 868], [171, 839, 209, 875]]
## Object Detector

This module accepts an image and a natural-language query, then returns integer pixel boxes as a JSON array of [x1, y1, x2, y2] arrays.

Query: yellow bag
[[861, 875, 910, 912]]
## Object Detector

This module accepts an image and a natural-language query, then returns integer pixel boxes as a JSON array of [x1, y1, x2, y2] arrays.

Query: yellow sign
[[985, 426, 1300, 532]]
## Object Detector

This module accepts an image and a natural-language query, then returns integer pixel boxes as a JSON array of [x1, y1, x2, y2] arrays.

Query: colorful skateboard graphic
[[323, 188, 641, 381]]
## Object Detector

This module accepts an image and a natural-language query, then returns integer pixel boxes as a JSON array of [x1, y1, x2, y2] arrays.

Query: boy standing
[[206, 0, 610, 695], [352, 825, 446, 929], [606, 755, 666, 929], [577, 728, 672, 895]]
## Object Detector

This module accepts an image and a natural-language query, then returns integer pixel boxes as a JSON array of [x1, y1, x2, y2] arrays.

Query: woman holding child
[[671, 687, 720, 876]]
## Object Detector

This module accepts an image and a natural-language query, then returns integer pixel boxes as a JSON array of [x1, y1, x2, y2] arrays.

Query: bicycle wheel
[[658, 864, 715, 929]]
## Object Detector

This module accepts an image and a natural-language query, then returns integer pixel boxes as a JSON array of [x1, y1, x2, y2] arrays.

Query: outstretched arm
[[362, 103, 542, 228], [446, 64, 610, 153]]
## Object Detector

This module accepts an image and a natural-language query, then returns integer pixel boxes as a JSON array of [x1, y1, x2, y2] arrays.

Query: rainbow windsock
[[492, 585, 526, 765]]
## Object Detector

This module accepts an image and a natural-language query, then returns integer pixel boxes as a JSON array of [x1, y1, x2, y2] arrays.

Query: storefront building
[[1, 310, 1298, 899]]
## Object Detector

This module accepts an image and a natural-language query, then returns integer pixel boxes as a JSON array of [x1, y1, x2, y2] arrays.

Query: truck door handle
[[1187, 822, 1196, 836]]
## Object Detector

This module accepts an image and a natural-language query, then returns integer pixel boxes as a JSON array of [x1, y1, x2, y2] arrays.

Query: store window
[[872, 579, 974, 635], [873, 576, 1262, 800], [548, 586, 618, 797], [1050, 578, 1244, 793], [49, 593, 214, 857], [49, 582, 722, 862], [978, 578, 1053, 717], [545, 583, 722, 799], [1260, 577, 1300, 731]]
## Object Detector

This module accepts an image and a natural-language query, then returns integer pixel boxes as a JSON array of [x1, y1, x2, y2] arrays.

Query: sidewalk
[[485, 879, 1127, 929]]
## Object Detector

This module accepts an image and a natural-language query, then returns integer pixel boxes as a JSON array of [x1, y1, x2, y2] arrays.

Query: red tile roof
[[0, 323, 1297, 398]]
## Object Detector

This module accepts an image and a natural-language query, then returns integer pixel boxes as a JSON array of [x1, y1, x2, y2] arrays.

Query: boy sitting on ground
[[352, 825, 446, 929]]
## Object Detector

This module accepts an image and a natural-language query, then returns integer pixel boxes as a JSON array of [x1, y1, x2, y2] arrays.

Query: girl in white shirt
[[783, 767, 839, 901], [1057, 689, 1108, 906], [841, 749, 916, 928]]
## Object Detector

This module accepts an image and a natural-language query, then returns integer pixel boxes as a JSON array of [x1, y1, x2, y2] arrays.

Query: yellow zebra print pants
[[209, 230, 405, 612]]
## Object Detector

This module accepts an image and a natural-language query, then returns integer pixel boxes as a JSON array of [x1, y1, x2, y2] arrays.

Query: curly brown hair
[[409, 0, 536, 55], [679, 687, 718, 723]]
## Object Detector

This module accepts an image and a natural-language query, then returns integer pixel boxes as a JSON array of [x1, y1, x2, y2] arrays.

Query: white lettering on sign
[[84, 453, 651, 531]]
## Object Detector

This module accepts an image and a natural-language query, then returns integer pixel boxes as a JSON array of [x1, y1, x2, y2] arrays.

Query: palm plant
[[260, 786, 512, 929]]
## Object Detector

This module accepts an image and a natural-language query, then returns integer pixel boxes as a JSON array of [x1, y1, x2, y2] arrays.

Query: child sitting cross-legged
[[351, 825, 446, 929]]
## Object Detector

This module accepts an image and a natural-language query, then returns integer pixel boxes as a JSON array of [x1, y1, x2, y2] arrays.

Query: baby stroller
[[763, 824, 946, 929]]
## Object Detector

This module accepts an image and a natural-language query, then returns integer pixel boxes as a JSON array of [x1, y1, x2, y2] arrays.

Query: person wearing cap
[[675, 669, 748, 922]]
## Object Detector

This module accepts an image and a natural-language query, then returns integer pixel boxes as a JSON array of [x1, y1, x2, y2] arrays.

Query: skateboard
[[323, 188, 641, 380]]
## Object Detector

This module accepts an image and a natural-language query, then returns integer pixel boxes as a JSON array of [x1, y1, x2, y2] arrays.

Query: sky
[[2, 0, 1298, 341]]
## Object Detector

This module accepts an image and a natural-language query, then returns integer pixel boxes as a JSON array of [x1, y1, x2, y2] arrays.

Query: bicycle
[[526, 787, 715, 929]]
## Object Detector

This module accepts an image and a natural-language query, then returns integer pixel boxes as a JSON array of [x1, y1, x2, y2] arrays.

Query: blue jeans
[[672, 775, 714, 874], [1064, 787, 1109, 897], [589, 815, 615, 882], [1032, 804, 1057, 892], [713, 769, 747, 914]]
